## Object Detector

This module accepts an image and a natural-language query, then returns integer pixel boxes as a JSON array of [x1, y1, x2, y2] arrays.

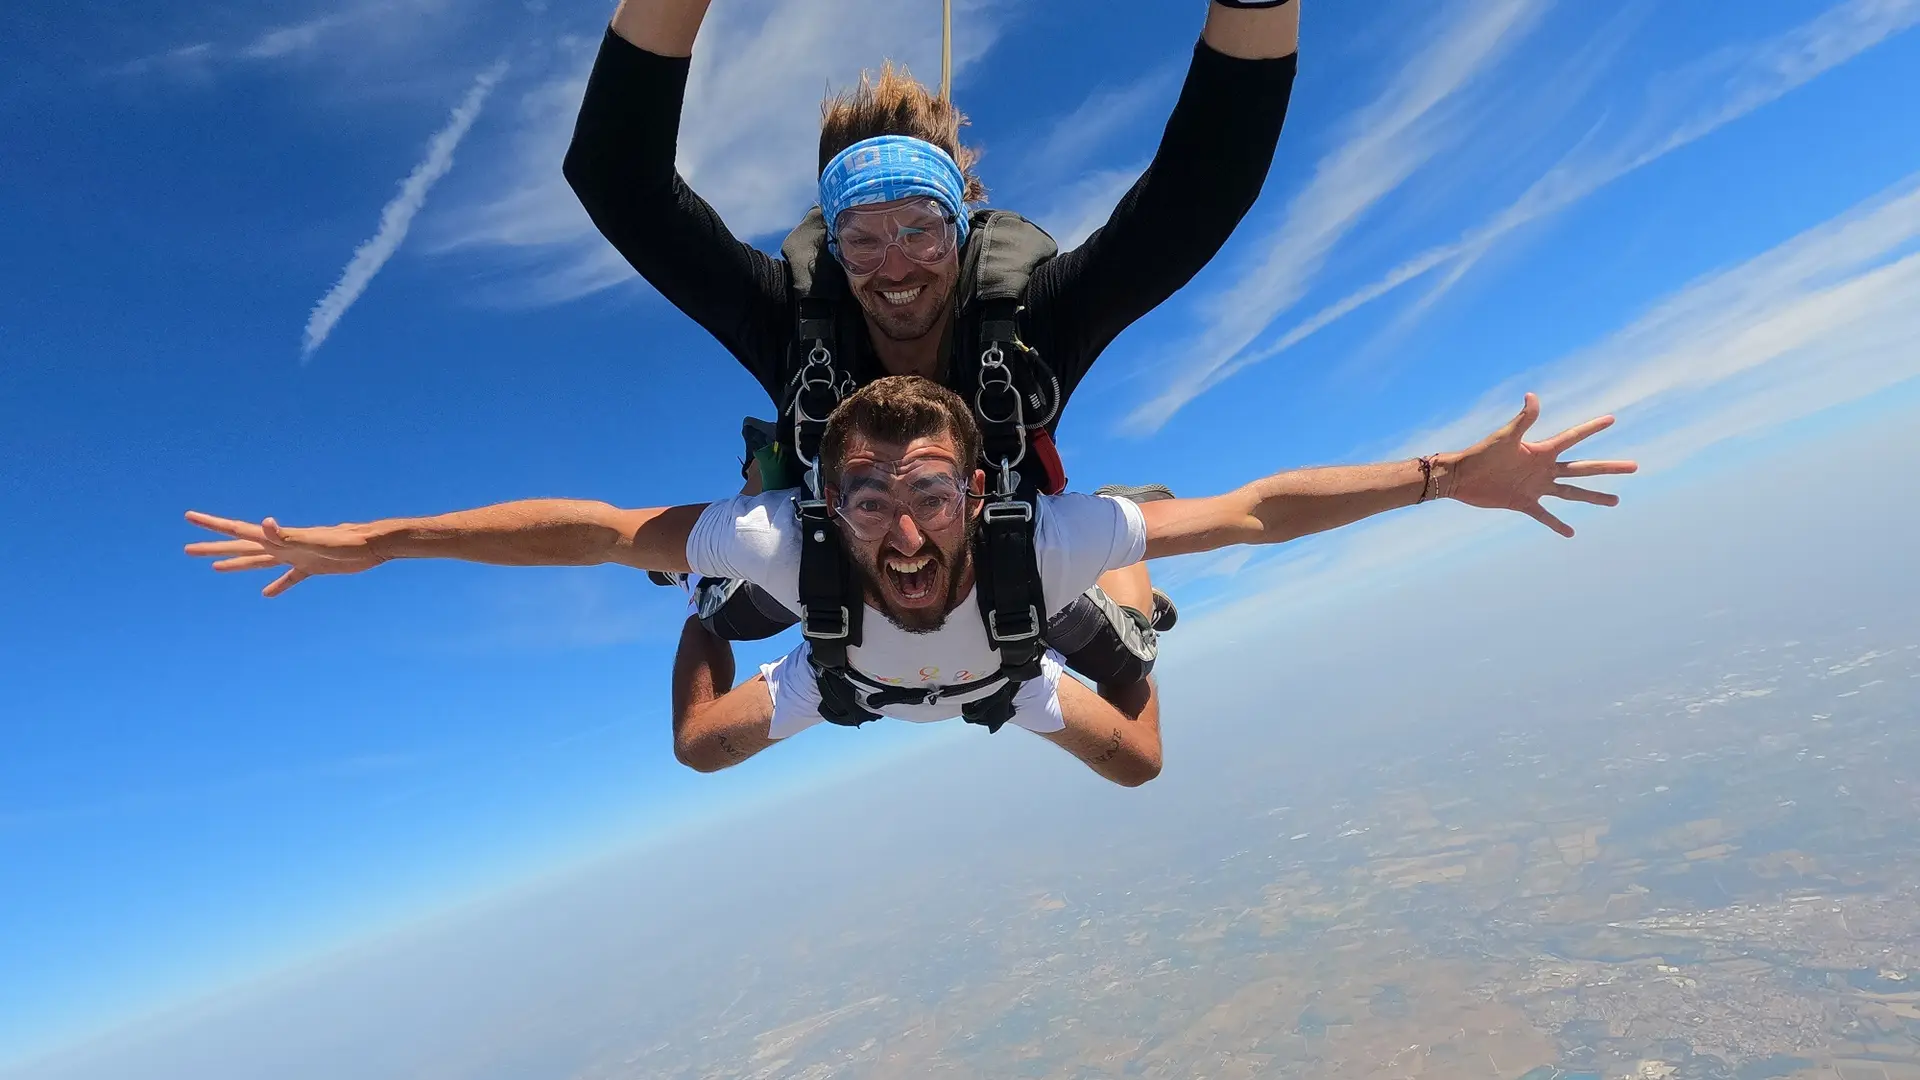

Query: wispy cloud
[[435, 0, 1007, 305], [1123, 0, 1547, 432], [111, 43, 219, 81], [1022, 64, 1180, 188], [1015, 63, 1184, 250], [302, 60, 507, 359], [240, 13, 360, 61], [113, 1, 455, 79], [1140, 0, 1920, 427], [1031, 164, 1147, 250], [1169, 167, 1920, 648], [1394, 168, 1920, 467]]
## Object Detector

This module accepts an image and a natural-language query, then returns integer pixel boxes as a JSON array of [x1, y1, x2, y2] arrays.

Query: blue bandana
[[817, 135, 971, 251]]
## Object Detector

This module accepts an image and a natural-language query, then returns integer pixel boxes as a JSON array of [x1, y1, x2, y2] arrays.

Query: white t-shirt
[[685, 490, 1148, 737]]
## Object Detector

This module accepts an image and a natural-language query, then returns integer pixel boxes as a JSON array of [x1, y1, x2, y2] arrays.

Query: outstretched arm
[[183, 500, 708, 597], [1142, 394, 1639, 560]]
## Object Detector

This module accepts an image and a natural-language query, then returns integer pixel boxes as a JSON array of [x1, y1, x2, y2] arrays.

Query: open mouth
[[878, 286, 924, 307], [883, 554, 939, 603]]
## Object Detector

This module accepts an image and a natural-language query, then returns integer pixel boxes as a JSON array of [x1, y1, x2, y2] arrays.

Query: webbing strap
[[791, 288, 863, 669], [816, 663, 1023, 733], [975, 496, 1045, 681], [789, 299, 841, 479], [959, 679, 1022, 734], [814, 657, 881, 727], [797, 499, 860, 664]]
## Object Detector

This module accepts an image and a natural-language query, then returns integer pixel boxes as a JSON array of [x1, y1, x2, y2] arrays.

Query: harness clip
[[983, 498, 1033, 524], [803, 605, 853, 641], [988, 605, 1042, 643]]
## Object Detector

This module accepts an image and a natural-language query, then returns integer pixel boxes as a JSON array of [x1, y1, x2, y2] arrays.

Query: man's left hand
[[1444, 393, 1638, 537], [183, 511, 385, 597]]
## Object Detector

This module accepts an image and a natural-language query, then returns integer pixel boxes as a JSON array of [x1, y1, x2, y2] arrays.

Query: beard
[[854, 273, 957, 343], [855, 518, 977, 635]]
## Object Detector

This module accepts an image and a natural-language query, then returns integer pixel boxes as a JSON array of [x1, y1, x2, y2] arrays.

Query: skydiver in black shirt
[[562, 0, 1301, 764]]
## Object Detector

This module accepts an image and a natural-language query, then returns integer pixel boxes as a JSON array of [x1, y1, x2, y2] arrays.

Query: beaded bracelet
[[1417, 455, 1439, 504]]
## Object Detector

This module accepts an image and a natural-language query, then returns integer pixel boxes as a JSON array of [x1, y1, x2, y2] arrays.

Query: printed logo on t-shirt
[[868, 666, 984, 687]]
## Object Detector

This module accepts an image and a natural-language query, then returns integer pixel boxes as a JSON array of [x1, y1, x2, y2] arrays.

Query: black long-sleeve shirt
[[564, 28, 1296, 418]]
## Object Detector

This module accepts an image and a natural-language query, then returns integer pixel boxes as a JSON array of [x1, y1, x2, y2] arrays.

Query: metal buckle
[[983, 499, 1033, 524], [987, 605, 1041, 643], [974, 340, 1030, 481], [791, 342, 840, 474], [975, 344, 1022, 426], [804, 605, 852, 641]]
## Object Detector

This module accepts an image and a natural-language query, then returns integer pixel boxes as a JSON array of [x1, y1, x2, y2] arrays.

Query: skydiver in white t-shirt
[[184, 377, 1636, 786]]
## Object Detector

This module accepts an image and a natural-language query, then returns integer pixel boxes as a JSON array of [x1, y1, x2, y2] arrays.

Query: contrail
[[302, 60, 507, 360]]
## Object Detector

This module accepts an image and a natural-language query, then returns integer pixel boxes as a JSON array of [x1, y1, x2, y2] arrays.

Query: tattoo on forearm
[[715, 734, 747, 760], [1090, 729, 1124, 764]]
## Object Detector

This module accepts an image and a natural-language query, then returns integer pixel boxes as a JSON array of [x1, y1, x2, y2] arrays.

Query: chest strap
[[811, 656, 1028, 734]]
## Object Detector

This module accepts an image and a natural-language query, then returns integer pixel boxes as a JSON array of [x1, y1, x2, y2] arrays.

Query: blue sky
[[4, 0, 1920, 1066]]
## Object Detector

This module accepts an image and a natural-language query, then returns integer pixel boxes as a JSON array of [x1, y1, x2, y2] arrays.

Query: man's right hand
[[183, 511, 385, 597]]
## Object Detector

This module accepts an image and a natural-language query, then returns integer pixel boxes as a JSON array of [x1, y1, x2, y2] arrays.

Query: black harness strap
[[959, 294, 1048, 735], [959, 680, 1024, 734], [813, 651, 880, 727], [820, 665, 1026, 735], [784, 222, 866, 717], [974, 497, 1044, 670]]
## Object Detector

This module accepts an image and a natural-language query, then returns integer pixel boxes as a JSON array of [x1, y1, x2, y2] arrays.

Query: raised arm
[[1142, 395, 1639, 560], [610, 0, 713, 57], [562, 4, 792, 400], [1203, 0, 1301, 60], [1025, 1, 1299, 392], [183, 500, 708, 597]]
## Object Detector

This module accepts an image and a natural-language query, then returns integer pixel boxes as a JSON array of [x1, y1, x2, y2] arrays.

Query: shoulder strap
[[956, 211, 1056, 732], [781, 207, 851, 471], [780, 207, 840, 305], [783, 207, 866, 683], [969, 490, 1045, 695], [959, 209, 1058, 305], [957, 212, 1065, 496]]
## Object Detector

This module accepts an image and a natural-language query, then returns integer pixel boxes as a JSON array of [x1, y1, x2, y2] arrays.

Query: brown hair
[[819, 62, 988, 204], [820, 376, 981, 480]]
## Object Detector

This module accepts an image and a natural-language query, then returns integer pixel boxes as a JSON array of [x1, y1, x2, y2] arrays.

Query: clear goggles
[[830, 199, 959, 277], [833, 463, 972, 542]]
